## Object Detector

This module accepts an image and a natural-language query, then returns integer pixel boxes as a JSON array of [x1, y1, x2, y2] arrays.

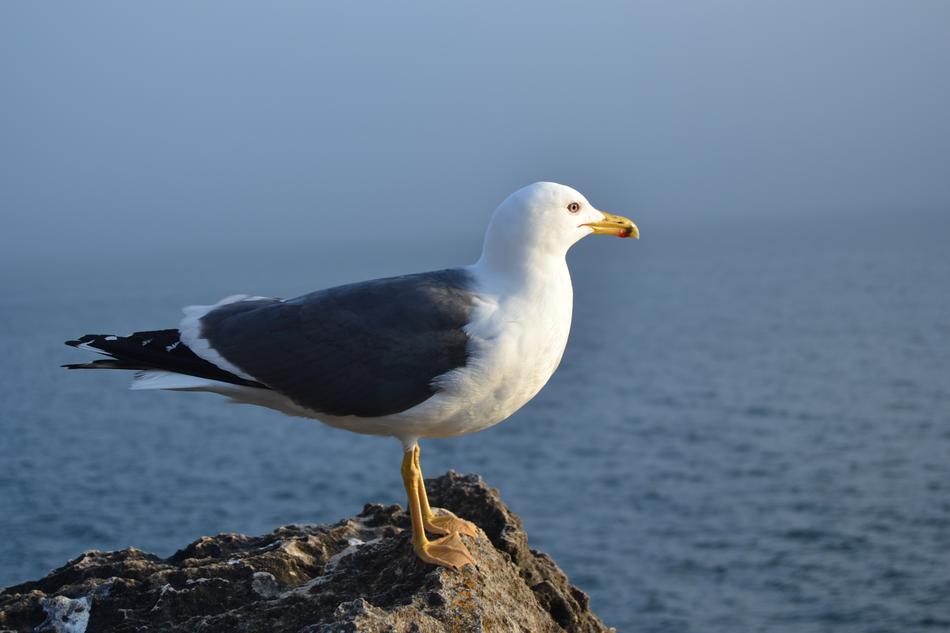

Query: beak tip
[[584, 213, 639, 239]]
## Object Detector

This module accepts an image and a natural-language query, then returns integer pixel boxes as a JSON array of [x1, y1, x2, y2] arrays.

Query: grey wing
[[196, 269, 475, 418]]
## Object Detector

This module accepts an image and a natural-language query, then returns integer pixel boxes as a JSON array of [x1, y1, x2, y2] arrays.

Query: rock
[[0, 473, 613, 633]]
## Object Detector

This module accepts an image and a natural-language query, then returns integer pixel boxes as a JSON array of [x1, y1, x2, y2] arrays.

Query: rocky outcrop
[[0, 472, 612, 632]]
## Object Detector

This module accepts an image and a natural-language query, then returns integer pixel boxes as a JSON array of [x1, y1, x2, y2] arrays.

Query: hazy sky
[[2, 1, 949, 262]]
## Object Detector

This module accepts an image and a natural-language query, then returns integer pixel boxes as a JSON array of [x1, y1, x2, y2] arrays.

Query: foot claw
[[424, 511, 479, 538], [416, 532, 476, 570]]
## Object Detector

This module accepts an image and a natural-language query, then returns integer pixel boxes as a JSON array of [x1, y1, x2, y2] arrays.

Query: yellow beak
[[583, 212, 639, 239]]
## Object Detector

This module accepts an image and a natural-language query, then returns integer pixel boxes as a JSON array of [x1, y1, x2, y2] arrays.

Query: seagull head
[[479, 182, 638, 270]]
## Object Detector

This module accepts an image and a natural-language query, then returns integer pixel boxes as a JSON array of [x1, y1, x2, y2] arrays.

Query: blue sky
[[2, 1, 948, 262]]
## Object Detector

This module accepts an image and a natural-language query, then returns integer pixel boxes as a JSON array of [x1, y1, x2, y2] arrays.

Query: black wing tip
[[62, 361, 99, 369], [61, 330, 267, 388], [62, 359, 144, 371]]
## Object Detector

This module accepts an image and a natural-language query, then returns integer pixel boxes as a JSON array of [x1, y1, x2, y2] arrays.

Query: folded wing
[[183, 269, 476, 418]]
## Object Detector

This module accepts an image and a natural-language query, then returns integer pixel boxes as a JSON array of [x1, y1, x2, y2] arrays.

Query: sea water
[[1, 216, 948, 632]]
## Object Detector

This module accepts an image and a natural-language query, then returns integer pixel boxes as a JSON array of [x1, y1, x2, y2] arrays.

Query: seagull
[[64, 182, 638, 569]]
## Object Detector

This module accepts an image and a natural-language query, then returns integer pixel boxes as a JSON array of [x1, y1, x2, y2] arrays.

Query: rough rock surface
[[1, 472, 612, 632]]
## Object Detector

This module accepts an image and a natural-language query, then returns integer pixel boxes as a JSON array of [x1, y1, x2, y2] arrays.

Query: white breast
[[389, 260, 575, 440]]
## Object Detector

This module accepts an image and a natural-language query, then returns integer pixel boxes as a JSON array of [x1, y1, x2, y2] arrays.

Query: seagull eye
[[567, 202, 581, 214]]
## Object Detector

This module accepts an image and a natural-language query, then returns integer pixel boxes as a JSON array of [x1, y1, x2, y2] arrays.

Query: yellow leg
[[401, 446, 475, 569], [413, 445, 478, 538]]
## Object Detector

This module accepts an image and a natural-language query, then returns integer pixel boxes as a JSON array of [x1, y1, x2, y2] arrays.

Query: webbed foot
[[415, 531, 475, 569]]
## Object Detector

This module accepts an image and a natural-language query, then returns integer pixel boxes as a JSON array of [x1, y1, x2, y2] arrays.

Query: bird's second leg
[[413, 445, 479, 538], [401, 446, 475, 569]]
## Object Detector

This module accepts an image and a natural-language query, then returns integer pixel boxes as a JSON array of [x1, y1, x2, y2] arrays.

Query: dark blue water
[[2, 217, 948, 632]]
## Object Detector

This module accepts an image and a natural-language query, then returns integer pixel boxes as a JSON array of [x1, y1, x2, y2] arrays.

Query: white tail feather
[[130, 370, 314, 419], [130, 370, 231, 391]]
